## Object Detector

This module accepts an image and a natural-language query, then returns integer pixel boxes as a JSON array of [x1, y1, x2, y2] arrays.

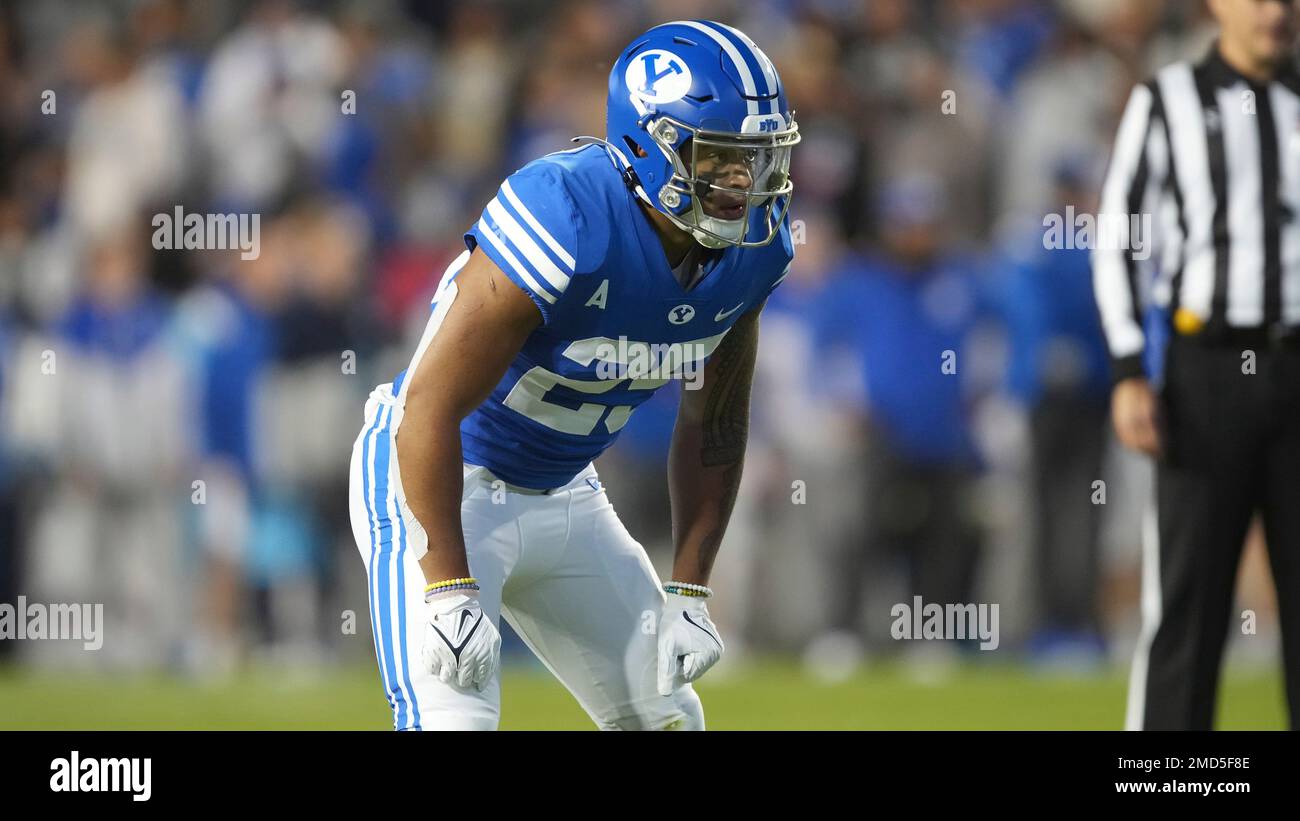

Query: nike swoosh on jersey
[[714, 302, 745, 321]]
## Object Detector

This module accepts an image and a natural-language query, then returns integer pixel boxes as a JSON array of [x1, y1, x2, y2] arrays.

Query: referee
[[1094, 0, 1300, 730]]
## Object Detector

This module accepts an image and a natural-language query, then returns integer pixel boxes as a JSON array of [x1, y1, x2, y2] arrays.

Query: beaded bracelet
[[424, 584, 479, 603], [664, 581, 713, 598], [424, 577, 480, 600], [424, 576, 477, 593]]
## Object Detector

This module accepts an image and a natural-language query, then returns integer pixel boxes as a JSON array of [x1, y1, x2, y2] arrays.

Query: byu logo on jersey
[[625, 49, 692, 104], [668, 304, 696, 325]]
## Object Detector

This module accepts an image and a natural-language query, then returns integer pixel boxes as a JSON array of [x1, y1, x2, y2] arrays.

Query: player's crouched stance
[[348, 20, 798, 730]]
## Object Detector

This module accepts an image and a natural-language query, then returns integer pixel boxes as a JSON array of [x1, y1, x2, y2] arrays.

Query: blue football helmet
[[604, 20, 799, 248]]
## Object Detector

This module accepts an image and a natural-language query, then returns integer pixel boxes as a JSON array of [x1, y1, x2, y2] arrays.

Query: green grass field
[[0, 660, 1286, 730]]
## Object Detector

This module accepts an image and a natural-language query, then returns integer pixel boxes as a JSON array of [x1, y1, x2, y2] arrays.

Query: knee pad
[[411, 710, 500, 731], [599, 685, 706, 731]]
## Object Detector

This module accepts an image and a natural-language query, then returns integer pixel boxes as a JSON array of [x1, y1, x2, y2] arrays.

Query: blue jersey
[[392, 144, 793, 489]]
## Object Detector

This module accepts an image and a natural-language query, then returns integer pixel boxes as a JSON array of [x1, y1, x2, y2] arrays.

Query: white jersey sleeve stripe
[[475, 216, 558, 304], [501, 179, 577, 270], [486, 197, 572, 294]]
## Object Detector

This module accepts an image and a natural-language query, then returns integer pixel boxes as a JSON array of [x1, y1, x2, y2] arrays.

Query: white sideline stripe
[[672, 20, 760, 117], [476, 217, 557, 304], [1126, 502, 1162, 730], [501, 180, 576, 270], [487, 198, 571, 293]]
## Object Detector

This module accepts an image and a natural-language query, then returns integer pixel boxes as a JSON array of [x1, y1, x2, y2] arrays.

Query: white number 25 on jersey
[[503, 366, 646, 435], [501, 332, 729, 435]]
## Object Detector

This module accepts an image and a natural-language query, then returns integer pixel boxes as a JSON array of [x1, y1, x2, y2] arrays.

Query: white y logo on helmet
[[626, 49, 692, 105]]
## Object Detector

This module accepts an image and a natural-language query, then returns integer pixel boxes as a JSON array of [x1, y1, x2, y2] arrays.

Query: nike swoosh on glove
[[422, 591, 501, 692], [656, 592, 724, 696]]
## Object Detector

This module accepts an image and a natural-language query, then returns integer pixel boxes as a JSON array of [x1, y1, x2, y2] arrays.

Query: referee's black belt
[[1177, 322, 1300, 350]]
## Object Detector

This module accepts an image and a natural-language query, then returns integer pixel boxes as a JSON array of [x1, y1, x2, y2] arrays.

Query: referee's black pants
[[1131, 332, 1300, 729]]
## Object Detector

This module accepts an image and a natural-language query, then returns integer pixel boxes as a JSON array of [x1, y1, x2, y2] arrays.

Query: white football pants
[[348, 382, 705, 730]]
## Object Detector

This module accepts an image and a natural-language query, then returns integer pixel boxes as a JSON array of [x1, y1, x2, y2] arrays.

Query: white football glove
[[656, 592, 724, 696], [422, 591, 501, 692]]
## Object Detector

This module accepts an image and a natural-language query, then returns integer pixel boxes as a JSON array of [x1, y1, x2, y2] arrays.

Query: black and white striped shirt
[[1093, 46, 1300, 380]]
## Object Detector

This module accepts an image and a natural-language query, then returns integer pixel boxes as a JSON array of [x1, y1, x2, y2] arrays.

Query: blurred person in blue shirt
[[39, 230, 190, 668], [253, 204, 375, 659], [747, 211, 875, 656], [322, 5, 439, 249], [947, 0, 1058, 100], [1001, 160, 1113, 664], [172, 243, 282, 675], [813, 174, 994, 649]]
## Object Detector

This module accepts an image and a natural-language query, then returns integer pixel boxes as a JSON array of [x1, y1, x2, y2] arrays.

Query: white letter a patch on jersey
[[585, 279, 609, 310]]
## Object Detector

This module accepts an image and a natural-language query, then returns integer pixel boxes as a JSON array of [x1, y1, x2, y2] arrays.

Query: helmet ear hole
[[622, 135, 648, 159]]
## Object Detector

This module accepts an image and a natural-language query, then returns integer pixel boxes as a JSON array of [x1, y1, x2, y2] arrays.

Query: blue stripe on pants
[[371, 406, 412, 729], [394, 486, 422, 729], [361, 404, 396, 718]]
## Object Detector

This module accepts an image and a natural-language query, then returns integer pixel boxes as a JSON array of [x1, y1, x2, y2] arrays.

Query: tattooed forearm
[[667, 306, 762, 583], [700, 310, 759, 466], [693, 459, 743, 562]]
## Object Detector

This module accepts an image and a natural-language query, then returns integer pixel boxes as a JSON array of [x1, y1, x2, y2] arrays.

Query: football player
[[348, 20, 798, 730]]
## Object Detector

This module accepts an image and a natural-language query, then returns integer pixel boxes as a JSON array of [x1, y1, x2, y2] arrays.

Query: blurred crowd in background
[[0, 0, 1283, 681]]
